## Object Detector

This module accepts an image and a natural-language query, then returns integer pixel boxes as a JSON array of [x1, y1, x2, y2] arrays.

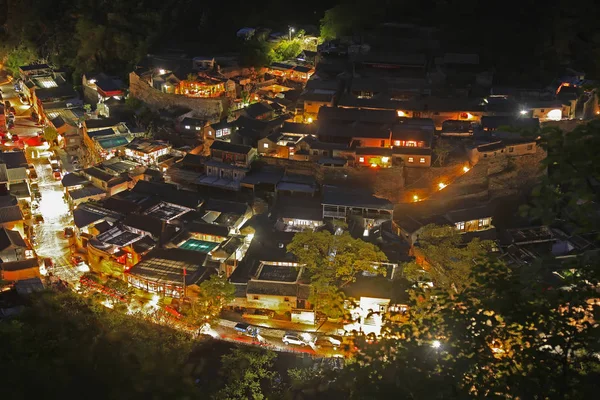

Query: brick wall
[[129, 72, 228, 120]]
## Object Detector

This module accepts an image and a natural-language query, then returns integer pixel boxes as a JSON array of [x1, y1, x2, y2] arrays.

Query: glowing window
[[263, 143, 269, 148], [408, 157, 414, 163], [359, 157, 365, 162], [394, 140, 401, 146], [184, 125, 191, 130], [419, 157, 426, 163]]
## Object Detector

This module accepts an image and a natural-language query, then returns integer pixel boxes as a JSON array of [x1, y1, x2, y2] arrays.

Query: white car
[[282, 332, 308, 346]]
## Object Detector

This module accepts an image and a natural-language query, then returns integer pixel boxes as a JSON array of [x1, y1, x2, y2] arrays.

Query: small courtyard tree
[[43, 125, 59, 145], [186, 274, 235, 325]]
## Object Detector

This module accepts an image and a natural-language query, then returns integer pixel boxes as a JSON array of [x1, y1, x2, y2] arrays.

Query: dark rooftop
[[123, 213, 165, 238], [0, 227, 27, 251], [318, 106, 397, 124], [68, 185, 106, 200], [256, 263, 301, 282], [322, 186, 394, 210], [0, 151, 28, 169], [128, 248, 211, 286], [246, 281, 299, 297], [85, 118, 121, 130], [61, 173, 88, 188], [0, 205, 23, 224], [210, 140, 253, 155], [186, 221, 230, 238], [244, 102, 273, 119]]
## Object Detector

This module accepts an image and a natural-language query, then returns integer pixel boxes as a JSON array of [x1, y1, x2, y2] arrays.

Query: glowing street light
[[463, 165, 470, 173], [413, 194, 419, 202], [158, 69, 166, 75], [520, 110, 528, 115], [432, 340, 441, 349], [289, 26, 295, 40], [307, 117, 313, 124], [438, 182, 447, 190]]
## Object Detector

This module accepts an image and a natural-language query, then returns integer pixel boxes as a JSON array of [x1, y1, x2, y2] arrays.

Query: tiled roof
[[61, 173, 88, 188], [1, 258, 39, 272], [0, 227, 27, 251], [0, 205, 23, 224], [210, 140, 253, 155], [247, 280, 299, 296], [7, 167, 27, 182]]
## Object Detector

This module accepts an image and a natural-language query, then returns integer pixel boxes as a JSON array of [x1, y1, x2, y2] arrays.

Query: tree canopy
[[185, 274, 236, 325], [403, 224, 495, 293], [288, 230, 388, 317]]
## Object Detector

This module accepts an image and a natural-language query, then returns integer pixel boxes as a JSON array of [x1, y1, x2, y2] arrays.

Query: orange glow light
[[463, 166, 470, 173], [413, 195, 419, 202], [438, 182, 447, 190]]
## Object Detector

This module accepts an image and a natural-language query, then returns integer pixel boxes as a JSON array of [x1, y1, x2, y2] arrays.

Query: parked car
[[282, 332, 309, 346], [234, 323, 259, 337], [314, 335, 343, 348], [64, 227, 74, 238]]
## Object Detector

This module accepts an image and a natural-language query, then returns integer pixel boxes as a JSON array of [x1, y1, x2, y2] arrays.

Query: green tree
[[403, 224, 494, 293], [0, 291, 199, 398], [270, 39, 303, 63], [215, 348, 279, 400], [186, 274, 235, 325], [4, 45, 38, 76], [42, 125, 59, 144], [288, 230, 388, 317]]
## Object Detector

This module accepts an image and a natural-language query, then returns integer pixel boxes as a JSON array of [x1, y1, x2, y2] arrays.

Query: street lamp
[[432, 340, 441, 349], [289, 26, 295, 41]]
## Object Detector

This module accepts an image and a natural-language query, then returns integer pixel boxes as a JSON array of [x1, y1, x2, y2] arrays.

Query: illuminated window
[[184, 125, 191, 130], [456, 222, 465, 231], [408, 157, 414, 163], [216, 129, 223, 138], [394, 140, 401, 146], [359, 157, 365, 162], [263, 143, 269, 148], [419, 157, 425, 163], [478, 218, 490, 228], [195, 126, 201, 130], [407, 141, 416, 147]]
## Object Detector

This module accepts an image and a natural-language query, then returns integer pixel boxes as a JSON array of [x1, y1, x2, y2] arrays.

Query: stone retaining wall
[[129, 72, 228, 120]]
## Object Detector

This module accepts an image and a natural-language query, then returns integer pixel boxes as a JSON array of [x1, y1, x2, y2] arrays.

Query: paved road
[[33, 156, 81, 283], [1, 80, 81, 284], [1, 79, 41, 140]]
